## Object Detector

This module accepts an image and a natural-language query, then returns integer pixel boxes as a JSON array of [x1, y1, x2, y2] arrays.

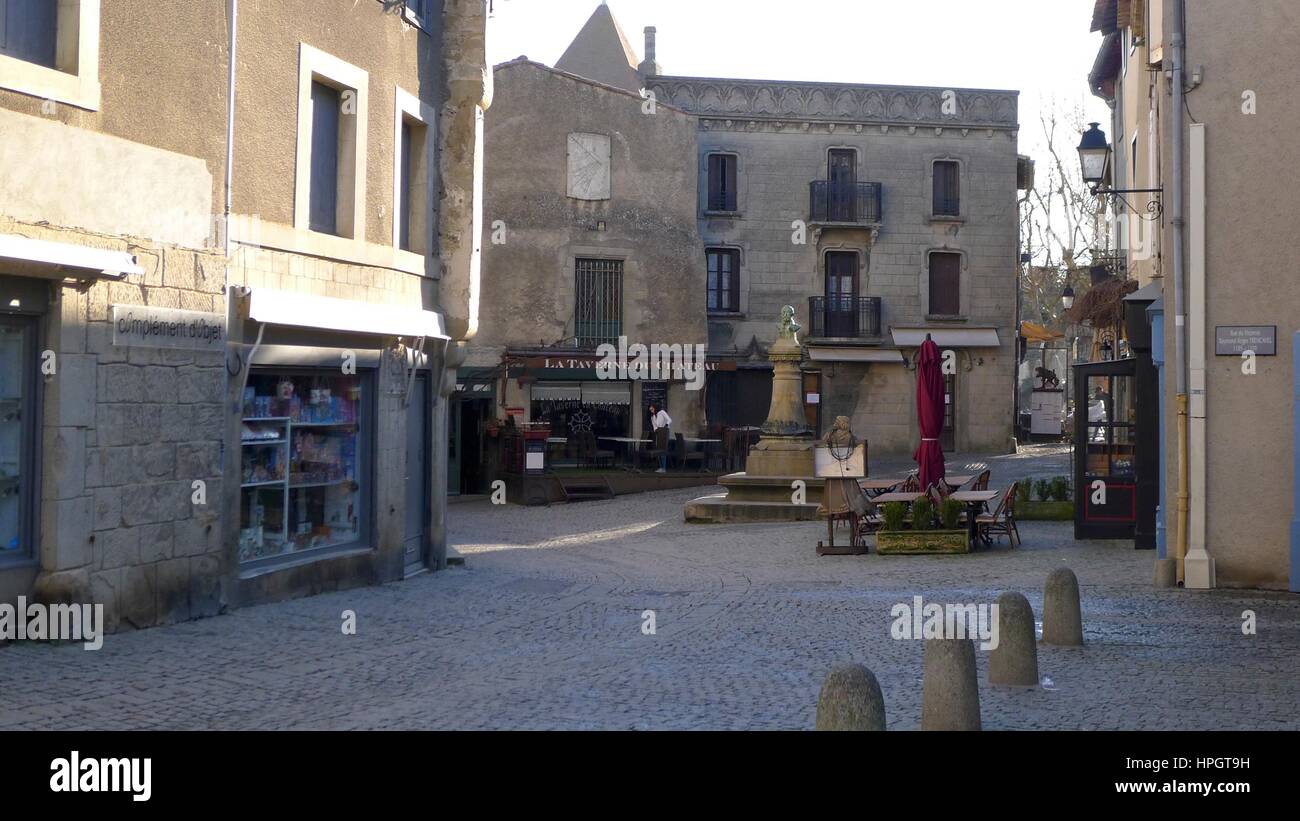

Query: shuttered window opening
[[0, 0, 58, 68], [928, 252, 961, 316], [309, 81, 342, 236], [707, 248, 739, 312], [707, 154, 737, 212], [933, 160, 960, 217], [575, 258, 623, 347]]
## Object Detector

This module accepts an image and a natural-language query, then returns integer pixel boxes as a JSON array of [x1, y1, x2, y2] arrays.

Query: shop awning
[[806, 347, 906, 364], [581, 381, 631, 405], [1019, 321, 1064, 342], [532, 383, 582, 401], [0, 233, 142, 282], [247, 288, 448, 339], [891, 327, 1001, 348]]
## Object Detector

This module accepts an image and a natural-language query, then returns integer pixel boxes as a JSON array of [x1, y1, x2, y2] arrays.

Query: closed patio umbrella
[[914, 336, 946, 492]]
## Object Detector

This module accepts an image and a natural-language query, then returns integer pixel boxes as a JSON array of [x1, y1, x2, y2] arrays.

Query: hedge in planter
[[875, 497, 970, 555]]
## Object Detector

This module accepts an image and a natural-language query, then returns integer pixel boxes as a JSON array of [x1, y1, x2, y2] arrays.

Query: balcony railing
[[807, 296, 882, 339], [809, 181, 883, 224]]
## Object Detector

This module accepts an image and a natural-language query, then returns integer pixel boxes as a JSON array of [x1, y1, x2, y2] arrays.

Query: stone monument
[[684, 307, 823, 522]]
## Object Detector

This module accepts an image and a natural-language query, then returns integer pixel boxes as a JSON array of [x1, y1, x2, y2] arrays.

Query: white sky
[[486, 0, 1111, 173]]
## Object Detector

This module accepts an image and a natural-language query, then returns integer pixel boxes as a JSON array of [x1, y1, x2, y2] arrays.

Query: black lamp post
[[1077, 122, 1164, 218], [1062, 284, 1075, 311]]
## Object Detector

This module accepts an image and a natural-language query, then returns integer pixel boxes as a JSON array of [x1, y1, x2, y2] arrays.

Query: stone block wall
[[6, 216, 230, 631]]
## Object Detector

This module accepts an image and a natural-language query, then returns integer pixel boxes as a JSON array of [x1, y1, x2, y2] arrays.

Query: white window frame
[[402, 0, 436, 33], [294, 43, 369, 242], [0, 0, 101, 110], [392, 86, 436, 260]]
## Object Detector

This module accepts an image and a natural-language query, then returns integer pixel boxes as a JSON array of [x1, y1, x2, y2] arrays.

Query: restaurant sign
[[520, 355, 737, 372], [1214, 325, 1276, 356], [111, 305, 227, 352]]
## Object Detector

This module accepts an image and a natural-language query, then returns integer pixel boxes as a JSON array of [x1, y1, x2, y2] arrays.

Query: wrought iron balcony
[[807, 296, 883, 339], [809, 181, 883, 224]]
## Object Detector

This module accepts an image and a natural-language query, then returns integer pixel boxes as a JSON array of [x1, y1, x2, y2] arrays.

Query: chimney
[[638, 26, 662, 77]]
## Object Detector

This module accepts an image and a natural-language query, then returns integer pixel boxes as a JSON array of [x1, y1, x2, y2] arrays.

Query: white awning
[[891, 327, 1001, 348], [532, 383, 582, 401], [247, 288, 448, 339], [807, 347, 906, 364], [581, 381, 631, 405], [0, 233, 141, 281]]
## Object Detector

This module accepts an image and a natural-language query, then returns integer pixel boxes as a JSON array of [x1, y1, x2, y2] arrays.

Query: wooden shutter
[[933, 161, 959, 216], [309, 81, 341, 235], [928, 253, 961, 315]]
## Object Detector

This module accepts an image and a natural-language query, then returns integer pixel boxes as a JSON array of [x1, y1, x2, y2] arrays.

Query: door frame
[[404, 371, 432, 576]]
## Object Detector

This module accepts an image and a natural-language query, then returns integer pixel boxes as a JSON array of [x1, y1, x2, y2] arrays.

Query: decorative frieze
[[646, 76, 1018, 129]]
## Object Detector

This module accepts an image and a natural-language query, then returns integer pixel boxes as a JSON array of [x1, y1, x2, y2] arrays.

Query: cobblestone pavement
[[2, 473, 1297, 730]]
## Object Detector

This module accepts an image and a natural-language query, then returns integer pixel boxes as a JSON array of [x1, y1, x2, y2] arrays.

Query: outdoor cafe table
[[598, 436, 649, 467], [871, 491, 925, 504], [942, 474, 975, 489], [859, 478, 904, 498], [950, 490, 1000, 547]]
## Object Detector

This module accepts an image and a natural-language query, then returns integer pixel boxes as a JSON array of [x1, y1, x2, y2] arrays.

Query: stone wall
[[7, 216, 229, 631]]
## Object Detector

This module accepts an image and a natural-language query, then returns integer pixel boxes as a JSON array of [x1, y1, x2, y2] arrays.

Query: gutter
[[1169, 0, 1214, 588], [224, 0, 238, 263]]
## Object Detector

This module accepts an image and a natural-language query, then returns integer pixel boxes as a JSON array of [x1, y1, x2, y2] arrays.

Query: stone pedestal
[[685, 307, 820, 523]]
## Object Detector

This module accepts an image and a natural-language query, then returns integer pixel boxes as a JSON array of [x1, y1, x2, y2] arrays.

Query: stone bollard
[[988, 592, 1039, 686], [815, 663, 887, 730], [921, 638, 981, 731], [1042, 567, 1084, 646]]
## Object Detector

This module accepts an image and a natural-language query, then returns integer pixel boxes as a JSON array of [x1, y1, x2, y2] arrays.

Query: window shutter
[[929, 253, 961, 315], [723, 157, 737, 210], [309, 82, 341, 235]]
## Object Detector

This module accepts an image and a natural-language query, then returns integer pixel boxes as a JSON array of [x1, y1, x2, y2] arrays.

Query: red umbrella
[[914, 337, 946, 492]]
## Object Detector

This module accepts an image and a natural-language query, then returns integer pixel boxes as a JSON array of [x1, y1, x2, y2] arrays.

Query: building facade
[[1086, 0, 1298, 590], [463, 9, 707, 493], [0, 0, 489, 630]]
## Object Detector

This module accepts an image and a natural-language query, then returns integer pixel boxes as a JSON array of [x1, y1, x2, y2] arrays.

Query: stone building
[[0, 0, 489, 630], [646, 67, 1025, 455], [484, 4, 1025, 463], [1085, 0, 1299, 591], [462, 9, 707, 492]]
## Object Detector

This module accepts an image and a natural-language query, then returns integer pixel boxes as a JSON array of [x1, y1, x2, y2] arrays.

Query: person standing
[[649, 404, 672, 473]]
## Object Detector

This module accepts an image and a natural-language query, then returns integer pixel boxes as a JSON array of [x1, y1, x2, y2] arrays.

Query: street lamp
[[1077, 123, 1110, 188], [1077, 122, 1164, 218], [1062, 284, 1076, 311]]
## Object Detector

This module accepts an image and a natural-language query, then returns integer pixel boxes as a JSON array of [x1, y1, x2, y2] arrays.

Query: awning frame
[[0, 233, 142, 288]]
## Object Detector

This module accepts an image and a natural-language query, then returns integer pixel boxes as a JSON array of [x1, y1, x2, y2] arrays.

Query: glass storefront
[[239, 370, 369, 563], [0, 316, 35, 561], [530, 381, 631, 439]]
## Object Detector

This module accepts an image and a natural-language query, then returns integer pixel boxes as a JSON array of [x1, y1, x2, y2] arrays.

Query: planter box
[[1017, 500, 1073, 521], [876, 529, 969, 555]]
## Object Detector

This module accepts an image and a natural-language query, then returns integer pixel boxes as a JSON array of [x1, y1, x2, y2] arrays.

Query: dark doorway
[[825, 251, 859, 337], [458, 399, 490, 495], [404, 373, 431, 576]]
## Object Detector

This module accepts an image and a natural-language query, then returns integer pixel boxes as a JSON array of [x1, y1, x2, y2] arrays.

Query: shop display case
[[1072, 358, 1138, 539], [239, 372, 367, 563]]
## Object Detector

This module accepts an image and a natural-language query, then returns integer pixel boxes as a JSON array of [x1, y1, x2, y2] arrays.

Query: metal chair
[[674, 433, 706, 472], [976, 482, 1021, 548]]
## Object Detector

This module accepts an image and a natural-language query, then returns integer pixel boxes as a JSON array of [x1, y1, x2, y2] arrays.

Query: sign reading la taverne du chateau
[[111, 305, 227, 352]]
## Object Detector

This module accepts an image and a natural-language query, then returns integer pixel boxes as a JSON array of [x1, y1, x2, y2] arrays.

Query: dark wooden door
[[825, 251, 858, 337], [828, 150, 856, 221]]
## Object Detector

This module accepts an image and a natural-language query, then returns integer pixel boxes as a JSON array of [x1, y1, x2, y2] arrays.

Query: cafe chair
[[976, 482, 1021, 548], [674, 433, 706, 472]]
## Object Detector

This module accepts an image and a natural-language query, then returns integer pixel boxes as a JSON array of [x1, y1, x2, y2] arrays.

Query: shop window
[[0, 315, 36, 563], [239, 370, 370, 564]]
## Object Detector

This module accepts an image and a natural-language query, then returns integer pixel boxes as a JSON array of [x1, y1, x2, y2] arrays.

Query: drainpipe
[[224, 0, 238, 262], [1169, 0, 1189, 585]]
